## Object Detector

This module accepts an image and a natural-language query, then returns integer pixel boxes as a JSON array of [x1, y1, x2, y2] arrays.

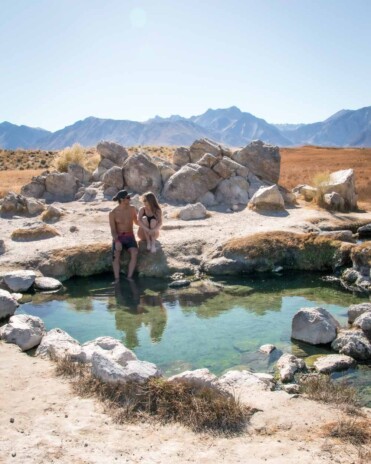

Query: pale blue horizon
[[1, 0, 370, 131]]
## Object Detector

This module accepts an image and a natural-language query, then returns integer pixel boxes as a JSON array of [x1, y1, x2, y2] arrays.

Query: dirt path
[[1, 342, 367, 464]]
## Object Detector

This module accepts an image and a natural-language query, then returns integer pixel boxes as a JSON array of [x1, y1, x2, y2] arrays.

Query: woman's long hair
[[143, 191, 161, 218]]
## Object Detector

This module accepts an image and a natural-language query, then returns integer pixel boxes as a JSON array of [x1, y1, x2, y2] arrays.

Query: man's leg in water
[[127, 247, 138, 279], [112, 243, 122, 283]]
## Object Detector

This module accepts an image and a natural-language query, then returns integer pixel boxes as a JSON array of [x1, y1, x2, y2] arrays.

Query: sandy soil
[[1, 342, 368, 464]]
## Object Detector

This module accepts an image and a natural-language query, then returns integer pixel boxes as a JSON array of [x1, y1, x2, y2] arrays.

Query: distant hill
[[0, 122, 50, 150], [1, 105, 370, 149]]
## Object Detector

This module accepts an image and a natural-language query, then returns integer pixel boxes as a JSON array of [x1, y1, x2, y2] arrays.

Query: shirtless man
[[109, 190, 138, 283]]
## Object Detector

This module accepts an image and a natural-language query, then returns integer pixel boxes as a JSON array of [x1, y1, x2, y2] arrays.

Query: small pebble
[[10, 418, 14, 423], [84, 443, 88, 447], [12, 452, 16, 457], [65, 414, 68, 418]]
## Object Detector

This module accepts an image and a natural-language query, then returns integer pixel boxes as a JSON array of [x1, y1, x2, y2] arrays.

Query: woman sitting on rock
[[137, 192, 163, 253]]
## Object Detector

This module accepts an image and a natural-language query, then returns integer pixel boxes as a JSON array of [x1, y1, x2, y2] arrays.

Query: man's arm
[[109, 211, 118, 240], [132, 206, 139, 226]]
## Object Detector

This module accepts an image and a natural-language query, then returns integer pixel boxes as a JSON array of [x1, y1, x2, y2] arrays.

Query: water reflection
[[109, 279, 167, 349]]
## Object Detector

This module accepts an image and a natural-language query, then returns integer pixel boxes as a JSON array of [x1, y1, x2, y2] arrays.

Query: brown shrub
[[11, 224, 60, 241], [55, 359, 252, 434], [322, 417, 370, 446]]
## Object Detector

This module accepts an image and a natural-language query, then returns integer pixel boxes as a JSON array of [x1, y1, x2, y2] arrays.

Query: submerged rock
[[168, 280, 191, 288]]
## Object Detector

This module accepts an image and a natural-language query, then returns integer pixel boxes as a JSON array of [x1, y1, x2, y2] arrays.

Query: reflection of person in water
[[112, 280, 167, 349]]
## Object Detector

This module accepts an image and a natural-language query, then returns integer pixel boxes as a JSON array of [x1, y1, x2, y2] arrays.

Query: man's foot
[[126, 276, 134, 282], [111, 279, 120, 285]]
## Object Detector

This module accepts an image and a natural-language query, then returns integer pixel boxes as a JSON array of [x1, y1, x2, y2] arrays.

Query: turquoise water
[[14, 272, 371, 405]]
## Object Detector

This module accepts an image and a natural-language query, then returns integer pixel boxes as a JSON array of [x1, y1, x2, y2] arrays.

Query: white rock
[[277, 353, 305, 383], [291, 307, 339, 345], [331, 330, 371, 361], [26, 198, 45, 215], [0, 289, 18, 319], [36, 328, 82, 360], [0, 314, 45, 351], [215, 370, 270, 395], [34, 277, 62, 291], [259, 344, 276, 354], [282, 384, 300, 394], [178, 203, 207, 221], [313, 354, 356, 374], [3, 270, 36, 292], [348, 303, 371, 323], [353, 311, 371, 333], [249, 184, 285, 210], [91, 352, 161, 383], [78, 336, 137, 365], [168, 368, 217, 389]]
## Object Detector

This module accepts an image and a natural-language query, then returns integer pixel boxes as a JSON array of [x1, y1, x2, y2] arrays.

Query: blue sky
[[1, 0, 370, 131]]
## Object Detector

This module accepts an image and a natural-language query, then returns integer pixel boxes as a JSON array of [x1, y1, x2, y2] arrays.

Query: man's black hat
[[112, 190, 131, 201]]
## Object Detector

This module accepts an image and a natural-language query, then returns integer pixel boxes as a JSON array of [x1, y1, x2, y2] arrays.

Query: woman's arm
[[153, 210, 163, 232], [137, 207, 150, 231]]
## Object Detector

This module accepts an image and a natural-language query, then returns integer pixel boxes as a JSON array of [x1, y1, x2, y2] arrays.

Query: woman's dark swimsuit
[[143, 214, 157, 228], [112, 232, 138, 259]]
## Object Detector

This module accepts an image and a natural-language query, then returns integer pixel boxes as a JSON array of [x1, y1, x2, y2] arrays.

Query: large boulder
[[214, 176, 249, 205], [68, 163, 92, 185], [173, 147, 191, 167], [313, 354, 356, 374], [36, 328, 82, 360], [102, 166, 124, 190], [0, 289, 18, 320], [232, 140, 280, 184], [123, 153, 162, 194], [96, 141, 129, 166], [348, 303, 371, 323], [25, 198, 45, 216], [249, 185, 285, 210], [163, 164, 220, 203], [0, 314, 45, 351], [291, 307, 339, 345], [318, 169, 357, 211], [353, 311, 371, 334], [276, 353, 305, 382], [3, 270, 36, 292], [331, 330, 371, 360], [178, 203, 207, 221], [21, 180, 46, 199], [0, 192, 27, 215], [189, 138, 229, 163], [213, 157, 248, 179], [44, 172, 79, 202]]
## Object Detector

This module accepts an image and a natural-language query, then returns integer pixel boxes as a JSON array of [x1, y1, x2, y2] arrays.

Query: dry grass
[[55, 357, 252, 434], [127, 145, 175, 162], [11, 224, 60, 241], [0, 168, 45, 198], [280, 146, 371, 204], [322, 417, 370, 446], [298, 374, 359, 408], [52, 143, 100, 173], [0, 148, 55, 170]]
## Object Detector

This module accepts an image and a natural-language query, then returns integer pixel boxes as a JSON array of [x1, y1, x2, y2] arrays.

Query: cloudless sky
[[1, 0, 370, 131]]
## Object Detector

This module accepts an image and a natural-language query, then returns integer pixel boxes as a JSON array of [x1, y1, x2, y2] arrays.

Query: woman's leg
[[138, 226, 151, 250], [148, 219, 158, 252]]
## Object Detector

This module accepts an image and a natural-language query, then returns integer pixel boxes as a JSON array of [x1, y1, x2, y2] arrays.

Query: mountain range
[[1, 105, 370, 150]]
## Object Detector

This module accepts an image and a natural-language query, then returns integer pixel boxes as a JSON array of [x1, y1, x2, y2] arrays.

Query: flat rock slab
[[168, 280, 191, 288], [313, 354, 356, 374], [34, 276, 63, 291]]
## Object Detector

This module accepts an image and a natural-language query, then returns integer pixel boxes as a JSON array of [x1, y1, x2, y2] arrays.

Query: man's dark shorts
[[112, 232, 138, 259]]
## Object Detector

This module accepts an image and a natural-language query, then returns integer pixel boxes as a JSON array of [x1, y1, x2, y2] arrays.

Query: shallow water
[[15, 272, 371, 406]]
